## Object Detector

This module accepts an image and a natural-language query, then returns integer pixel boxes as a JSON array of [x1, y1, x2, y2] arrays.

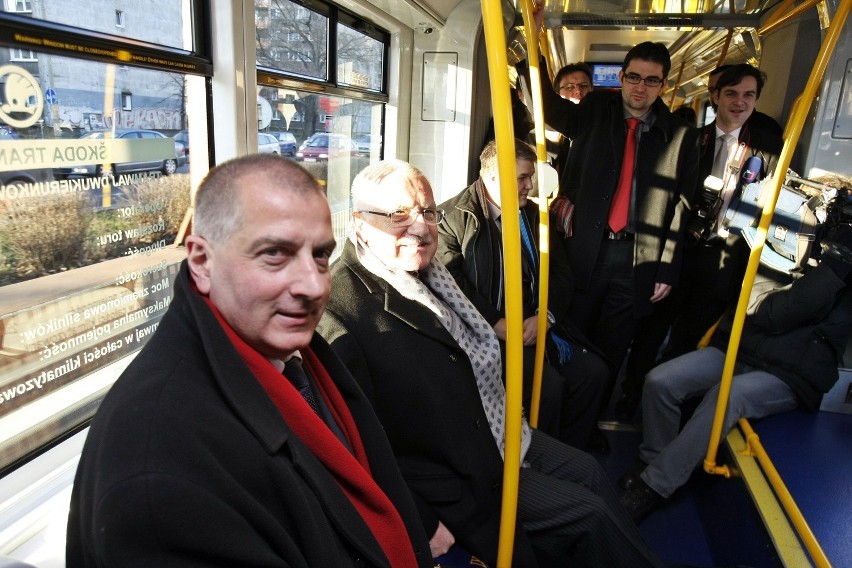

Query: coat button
[[450, 352, 459, 362], [475, 417, 482, 429], [491, 482, 500, 493], [354, 559, 365, 568], [594, 221, 602, 228]]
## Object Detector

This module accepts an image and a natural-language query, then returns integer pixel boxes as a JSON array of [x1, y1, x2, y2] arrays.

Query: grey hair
[[479, 138, 536, 179], [351, 159, 427, 210], [193, 154, 323, 244]]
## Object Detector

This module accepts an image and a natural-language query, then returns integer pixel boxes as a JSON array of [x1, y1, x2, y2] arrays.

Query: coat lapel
[[344, 246, 464, 350]]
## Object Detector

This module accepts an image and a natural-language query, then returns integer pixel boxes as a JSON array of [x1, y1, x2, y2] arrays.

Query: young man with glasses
[[527, 8, 700, 436]]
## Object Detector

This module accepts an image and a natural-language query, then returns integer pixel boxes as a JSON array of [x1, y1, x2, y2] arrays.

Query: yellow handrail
[[480, 1, 524, 566], [519, 0, 551, 431], [760, 0, 824, 36], [761, 0, 799, 30], [737, 418, 832, 567]]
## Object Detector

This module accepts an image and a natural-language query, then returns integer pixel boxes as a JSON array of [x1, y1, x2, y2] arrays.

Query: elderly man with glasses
[[524, 8, 700, 440], [317, 159, 667, 567]]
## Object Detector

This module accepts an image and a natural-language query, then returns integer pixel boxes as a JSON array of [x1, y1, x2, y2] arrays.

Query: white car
[[257, 132, 280, 154]]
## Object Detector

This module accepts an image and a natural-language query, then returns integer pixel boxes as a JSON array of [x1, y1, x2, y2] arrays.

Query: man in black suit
[[318, 159, 665, 567], [67, 154, 432, 567], [617, 64, 785, 419], [529, 6, 700, 424], [708, 64, 783, 137]]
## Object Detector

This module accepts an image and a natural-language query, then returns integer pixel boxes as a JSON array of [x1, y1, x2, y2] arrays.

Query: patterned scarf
[[354, 236, 532, 461]]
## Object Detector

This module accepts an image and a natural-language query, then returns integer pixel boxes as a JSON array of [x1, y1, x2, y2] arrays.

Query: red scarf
[[202, 296, 418, 567]]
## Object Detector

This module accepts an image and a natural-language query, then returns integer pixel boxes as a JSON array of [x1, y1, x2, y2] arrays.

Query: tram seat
[[0, 557, 37, 568], [744, 407, 852, 566]]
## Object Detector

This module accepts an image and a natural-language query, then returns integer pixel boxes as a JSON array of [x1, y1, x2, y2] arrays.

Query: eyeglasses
[[622, 73, 664, 87], [357, 206, 445, 226], [559, 83, 591, 92]]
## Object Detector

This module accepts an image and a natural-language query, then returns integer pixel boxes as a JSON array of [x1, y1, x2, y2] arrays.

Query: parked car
[[353, 134, 382, 156], [52, 129, 180, 178], [257, 132, 280, 154], [276, 131, 297, 156], [295, 133, 359, 161], [173, 130, 189, 164]]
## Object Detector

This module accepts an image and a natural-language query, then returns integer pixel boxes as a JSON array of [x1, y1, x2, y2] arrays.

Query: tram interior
[[0, 0, 851, 566]]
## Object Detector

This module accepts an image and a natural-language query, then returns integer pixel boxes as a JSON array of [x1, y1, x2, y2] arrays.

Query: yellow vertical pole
[[704, 0, 852, 475], [519, 0, 552, 430], [480, 1, 523, 566]]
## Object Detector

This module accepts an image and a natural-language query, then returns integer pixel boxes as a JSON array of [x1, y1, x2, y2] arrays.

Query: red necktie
[[608, 117, 641, 233]]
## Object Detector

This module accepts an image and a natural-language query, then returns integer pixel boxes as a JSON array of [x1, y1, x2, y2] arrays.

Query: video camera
[[732, 172, 847, 274], [685, 156, 763, 243]]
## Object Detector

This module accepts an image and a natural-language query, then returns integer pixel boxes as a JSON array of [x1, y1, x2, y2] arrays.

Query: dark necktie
[[608, 117, 641, 233], [518, 210, 538, 272], [284, 357, 321, 415]]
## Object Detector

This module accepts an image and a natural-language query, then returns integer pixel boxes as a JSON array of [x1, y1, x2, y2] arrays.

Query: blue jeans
[[638, 347, 798, 498]]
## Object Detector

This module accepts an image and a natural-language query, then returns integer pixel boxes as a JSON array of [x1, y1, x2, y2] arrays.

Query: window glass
[[0, 50, 197, 469], [337, 22, 384, 91], [256, 0, 329, 81], [258, 85, 383, 258], [1, 0, 193, 50]]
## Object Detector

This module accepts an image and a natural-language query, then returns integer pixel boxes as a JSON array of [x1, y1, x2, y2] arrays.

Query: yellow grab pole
[[668, 61, 684, 108], [480, 0, 523, 565], [761, 0, 799, 30], [519, 0, 551, 429], [760, 0, 823, 36], [737, 419, 831, 567], [704, 0, 852, 475]]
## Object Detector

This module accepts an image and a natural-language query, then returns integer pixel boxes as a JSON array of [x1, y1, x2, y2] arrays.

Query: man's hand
[[494, 316, 548, 345], [533, 1, 545, 33], [522, 315, 547, 345], [430, 521, 455, 558], [650, 282, 672, 303], [493, 318, 508, 341]]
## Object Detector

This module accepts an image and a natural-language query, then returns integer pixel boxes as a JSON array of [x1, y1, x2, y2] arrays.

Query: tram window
[[258, 86, 384, 258], [337, 21, 385, 91], [256, 0, 330, 81], [7, 0, 32, 13], [0, 47, 199, 472], [1, 0, 193, 51]]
